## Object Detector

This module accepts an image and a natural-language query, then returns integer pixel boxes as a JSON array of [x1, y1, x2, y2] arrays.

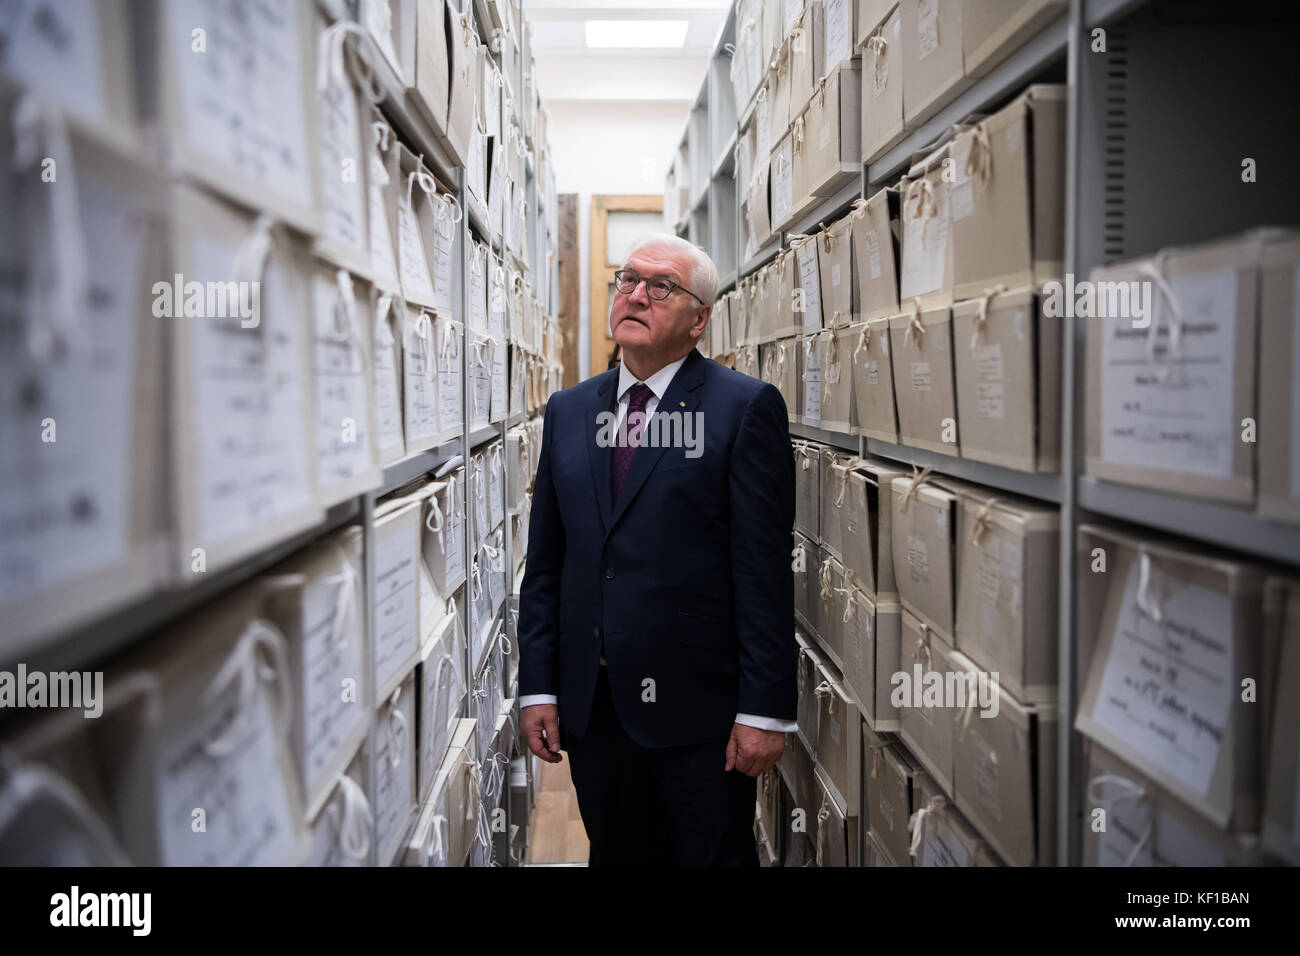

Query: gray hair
[[625, 233, 719, 306]]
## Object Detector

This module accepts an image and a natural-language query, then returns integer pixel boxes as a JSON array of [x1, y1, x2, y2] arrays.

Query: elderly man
[[517, 234, 796, 867]]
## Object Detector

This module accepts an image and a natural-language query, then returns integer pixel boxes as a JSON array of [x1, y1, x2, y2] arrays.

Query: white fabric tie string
[[200, 618, 292, 758], [386, 684, 407, 769], [908, 794, 947, 859], [1086, 773, 1152, 866]]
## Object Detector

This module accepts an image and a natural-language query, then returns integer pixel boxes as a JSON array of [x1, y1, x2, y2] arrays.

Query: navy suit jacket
[[517, 348, 797, 748]]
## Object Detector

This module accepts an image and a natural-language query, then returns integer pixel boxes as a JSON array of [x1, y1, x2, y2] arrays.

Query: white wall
[[546, 98, 691, 380]]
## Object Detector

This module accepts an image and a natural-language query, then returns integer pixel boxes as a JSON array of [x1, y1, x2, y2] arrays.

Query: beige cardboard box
[[851, 318, 901, 442], [157, 0, 320, 234], [813, 663, 862, 814], [1074, 523, 1264, 831], [0, 117, 168, 653], [775, 248, 803, 338], [372, 293, 407, 467], [795, 442, 822, 539], [842, 460, 905, 599], [845, 587, 905, 732], [369, 674, 418, 865], [817, 328, 855, 431], [889, 305, 960, 454], [898, 609, 961, 795], [752, 261, 777, 343], [770, 41, 793, 135], [911, 775, 1000, 866], [411, 0, 450, 139], [771, 130, 797, 234], [1082, 737, 1263, 866], [805, 62, 862, 198], [851, 188, 902, 322], [814, 546, 844, 653], [955, 487, 1059, 703], [372, 497, 423, 703], [861, 7, 905, 163], [872, 743, 928, 866], [794, 532, 818, 630], [789, 2, 826, 121], [1084, 234, 1265, 505], [1257, 235, 1300, 524], [953, 288, 1062, 473], [857, 0, 897, 45], [746, 158, 774, 248], [791, 233, 825, 333], [952, 678, 1057, 866], [899, 145, 955, 308], [169, 186, 321, 579], [775, 336, 803, 423], [950, 86, 1067, 299], [796, 635, 823, 750], [259, 527, 369, 821], [900, 0, 967, 128], [963, 0, 1066, 77], [736, 343, 761, 381], [818, 216, 856, 327], [811, 770, 856, 865], [822, 0, 859, 76], [891, 475, 961, 639], [98, 587, 310, 866], [445, 5, 478, 168], [790, 108, 815, 221], [864, 829, 900, 865], [821, 451, 860, 563], [1262, 576, 1300, 864]]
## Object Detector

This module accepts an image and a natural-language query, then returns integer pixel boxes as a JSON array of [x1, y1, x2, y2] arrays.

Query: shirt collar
[[617, 354, 688, 403]]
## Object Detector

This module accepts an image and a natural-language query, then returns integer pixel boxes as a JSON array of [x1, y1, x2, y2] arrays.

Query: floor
[[525, 751, 590, 865]]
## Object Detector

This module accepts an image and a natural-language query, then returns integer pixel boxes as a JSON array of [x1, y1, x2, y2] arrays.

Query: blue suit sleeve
[[729, 383, 797, 720], [517, 396, 565, 698]]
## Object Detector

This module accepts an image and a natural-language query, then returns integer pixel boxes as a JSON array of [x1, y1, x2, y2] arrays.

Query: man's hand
[[522, 703, 563, 763], [725, 723, 785, 777]]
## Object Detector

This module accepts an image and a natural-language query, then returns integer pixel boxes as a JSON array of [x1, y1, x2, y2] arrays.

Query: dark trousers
[[563, 666, 759, 867]]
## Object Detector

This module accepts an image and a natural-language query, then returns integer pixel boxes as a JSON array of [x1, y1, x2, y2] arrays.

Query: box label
[[910, 360, 933, 393], [917, 0, 940, 61], [866, 230, 883, 279]]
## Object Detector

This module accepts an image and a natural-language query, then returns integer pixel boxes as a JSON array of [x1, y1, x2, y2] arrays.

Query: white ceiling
[[527, 0, 728, 102]]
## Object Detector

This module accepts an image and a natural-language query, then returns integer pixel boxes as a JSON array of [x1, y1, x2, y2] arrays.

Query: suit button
[[604, 567, 615, 580], [592, 626, 600, 638]]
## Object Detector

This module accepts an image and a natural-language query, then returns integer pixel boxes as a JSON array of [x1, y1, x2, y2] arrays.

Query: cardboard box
[[816, 328, 854, 432], [411, 0, 450, 139], [0, 118, 168, 652], [963, 0, 1066, 77], [900, 0, 967, 128], [818, 215, 856, 328], [955, 487, 1059, 703], [796, 634, 823, 751], [369, 673, 417, 866], [373, 497, 423, 703], [851, 318, 900, 442], [770, 40, 793, 136], [820, 451, 858, 563], [372, 292, 407, 465], [394, 144, 441, 310], [791, 234, 825, 333], [822, 0, 858, 75], [898, 609, 961, 795], [1085, 233, 1265, 505], [800, 333, 824, 426], [911, 775, 1000, 866], [775, 337, 803, 423], [794, 532, 818, 630], [419, 472, 467, 599], [811, 770, 856, 865], [813, 663, 862, 815], [788, 1, 826, 121], [857, 0, 898, 46], [401, 305, 441, 451], [1262, 576, 1300, 864], [952, 288, 1062, 473], [950, 85, 1067, 299], [889, 304, 960, 454], [771, 130, 796, 232], [1074, 524, 1264, 831], [815, 547, 847, 662], [304, 752, 370, 866], [860, 7, 905, 163], [952, 676, 1057, 866], [891, 474, 961, 639], [435, 314, 464, 441], [851, 188, 902, 322], [796, 442, 823, 540], [1082, 737, 1263, 866], [1257, 234, 1300, 524], [169, 186, 321, 578], [805, 62, 862, 199], [872, 743, 927, 866], [259, 527, 369, 820], [844, 587, 905, 732], [445, 4, 478, 168], [898, 145, 955, 308], [842, 459, 905, 600], [774, 248, 803, 339], [418, 596, 467, 803], [367, 111, 402, 296]]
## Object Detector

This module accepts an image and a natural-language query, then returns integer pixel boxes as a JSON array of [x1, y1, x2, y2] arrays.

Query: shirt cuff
[[520, 694, 558, 708], [735, 712, 798, 733]]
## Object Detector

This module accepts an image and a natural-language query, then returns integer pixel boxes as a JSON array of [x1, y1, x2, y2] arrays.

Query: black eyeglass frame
[[613, 268, 705, 306]]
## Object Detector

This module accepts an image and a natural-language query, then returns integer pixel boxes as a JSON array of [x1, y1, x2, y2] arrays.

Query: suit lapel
[[606, 349, 707, 535], [586, 369, 618, 532]]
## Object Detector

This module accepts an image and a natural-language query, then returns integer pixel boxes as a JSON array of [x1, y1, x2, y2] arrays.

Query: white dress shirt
[[521, 357, 798, 735]]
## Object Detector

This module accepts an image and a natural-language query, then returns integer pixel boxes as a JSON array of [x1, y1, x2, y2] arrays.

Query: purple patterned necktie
[[611, 382, 654, 501]]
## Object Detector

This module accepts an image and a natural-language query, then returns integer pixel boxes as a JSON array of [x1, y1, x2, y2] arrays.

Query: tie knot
[[627, 383, 653, 411]]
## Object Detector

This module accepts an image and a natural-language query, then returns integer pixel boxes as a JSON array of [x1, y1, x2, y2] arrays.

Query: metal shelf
[[740, 238, 780, 278], [1078, 477, 1300, 566], [864, 439, 1064, 504], [866, 11, 1069, 186], [18, 499, 362, 674], [1085, 0, 1153, 27], [789, 420, 859, 454], [781, 178, 862, 240], [378, 439, 465, 497], [712, 128, 737, 179], [469, 423, 502, 449]]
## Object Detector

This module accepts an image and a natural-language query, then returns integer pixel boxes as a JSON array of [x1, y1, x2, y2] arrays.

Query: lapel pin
[[679, 401, 685, 407]]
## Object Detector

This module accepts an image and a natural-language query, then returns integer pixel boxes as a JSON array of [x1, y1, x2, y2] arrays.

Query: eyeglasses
[[613, 269, 704, 305]]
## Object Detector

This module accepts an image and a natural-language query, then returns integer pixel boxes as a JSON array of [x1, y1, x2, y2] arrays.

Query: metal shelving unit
[[676, 0, 1300, 868]]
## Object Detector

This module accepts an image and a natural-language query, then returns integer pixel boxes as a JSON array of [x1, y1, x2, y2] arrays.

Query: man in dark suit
[[517, 235, 796, 866]]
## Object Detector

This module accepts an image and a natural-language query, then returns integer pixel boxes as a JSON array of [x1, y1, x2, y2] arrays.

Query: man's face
[[609, 247, 708, 359]]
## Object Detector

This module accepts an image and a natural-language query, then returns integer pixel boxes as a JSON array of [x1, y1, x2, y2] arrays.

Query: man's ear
[[691, 305, 712, 338]]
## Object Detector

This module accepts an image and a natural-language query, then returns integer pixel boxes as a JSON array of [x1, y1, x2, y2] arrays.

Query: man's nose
[[627, 278, 652, 307]]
